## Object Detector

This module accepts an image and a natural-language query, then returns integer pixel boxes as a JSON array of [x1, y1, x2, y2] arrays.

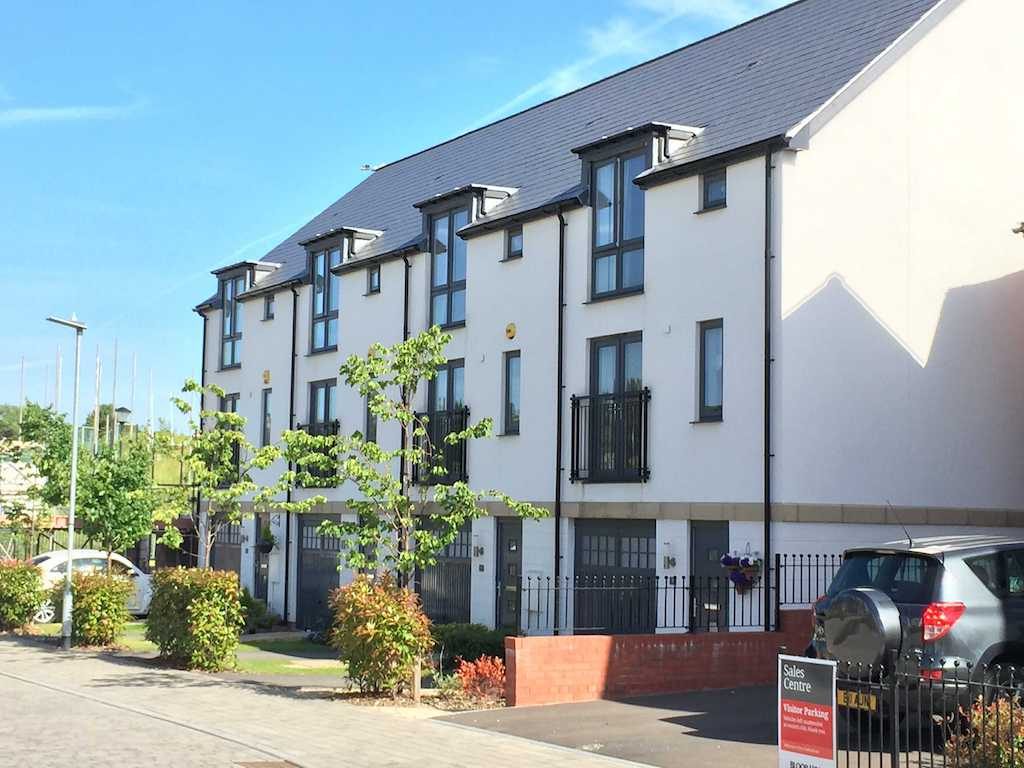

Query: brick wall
[[505, 609, 811, 707]]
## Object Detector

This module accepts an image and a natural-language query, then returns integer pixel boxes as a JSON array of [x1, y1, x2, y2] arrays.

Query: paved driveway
[[444, 687, 778, 768], [0, 637, 645, 768]]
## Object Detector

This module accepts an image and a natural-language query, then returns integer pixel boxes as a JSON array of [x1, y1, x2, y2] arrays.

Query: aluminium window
[[263, 294, 275, 321], [505, 226, 523, 260], [311, 247, 342, 352], [699, 319, 723, 421], [220, 275, 246, 368], [364, 397, 377, 444], [430, 208, 469, 328], [367, 264, 381, 295], [591, 152, 647, 299], [219, 392, 241, 483], [260, 388, 272, 447], [702, 168, 727, 210], [503, 350, 521, 435]]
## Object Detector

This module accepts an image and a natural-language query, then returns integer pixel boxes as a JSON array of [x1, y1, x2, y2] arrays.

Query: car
[[30, 549, 153, 623]]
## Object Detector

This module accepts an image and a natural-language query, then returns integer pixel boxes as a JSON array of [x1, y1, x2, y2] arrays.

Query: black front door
[[574, 519, 656, 633], [297, 514, 341, 633], [496, 518, 522, 632], [690, 520, 730, 631]]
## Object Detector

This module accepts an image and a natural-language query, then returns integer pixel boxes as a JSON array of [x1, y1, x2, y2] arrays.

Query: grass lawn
[[32, 621, 347, 677]]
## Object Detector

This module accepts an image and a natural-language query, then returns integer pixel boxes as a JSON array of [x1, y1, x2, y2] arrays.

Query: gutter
[[763, 149, 774, 632], [284, 286, 299, 625], [634, 136, 788, 190], [197, 313, 207, 567], [553, 209, 568, 634]]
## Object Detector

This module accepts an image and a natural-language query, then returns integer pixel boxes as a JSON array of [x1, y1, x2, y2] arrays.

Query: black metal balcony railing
[[570, 388, 651, 483], [296, 419, 340, 486], [411, 407, 470, 485]]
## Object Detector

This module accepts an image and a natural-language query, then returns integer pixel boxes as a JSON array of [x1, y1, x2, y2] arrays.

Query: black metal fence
[[412, 407, 470, 485], [417, 559, 472, 624], [825, 651, 1024, 767], [570, 388, 651, 483], [518, 554, 843, 635]]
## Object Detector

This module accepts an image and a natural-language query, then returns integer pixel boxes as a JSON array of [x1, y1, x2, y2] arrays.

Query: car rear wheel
[[33, 599, 55, 624]]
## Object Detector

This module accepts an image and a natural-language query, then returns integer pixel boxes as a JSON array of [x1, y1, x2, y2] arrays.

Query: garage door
[[574, 519, 656, 634], [416, 522, 471, 624], [297, 514, 342, 633], [210, 522, 242, 574]]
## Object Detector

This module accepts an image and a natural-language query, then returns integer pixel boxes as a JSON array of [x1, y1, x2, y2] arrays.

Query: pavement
[[0, 636, 654, 768], [443, 687, 778, 768]]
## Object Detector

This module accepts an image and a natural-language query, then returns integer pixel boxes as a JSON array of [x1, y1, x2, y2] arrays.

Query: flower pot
[[257, 541, 274, 554]]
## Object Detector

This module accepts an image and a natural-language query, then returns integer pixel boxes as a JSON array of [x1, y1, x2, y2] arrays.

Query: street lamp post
[[47, 314, 86, 651]]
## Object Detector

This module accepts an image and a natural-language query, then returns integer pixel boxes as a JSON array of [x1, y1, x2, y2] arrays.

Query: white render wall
[[775, 0, 1024, 512]]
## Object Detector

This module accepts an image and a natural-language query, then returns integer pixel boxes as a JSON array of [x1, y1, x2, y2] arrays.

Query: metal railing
[[775, 552, 844, 609], [411, 407, 470, 485], [570, 388, 651, 483], [417, 559, 472, 624]]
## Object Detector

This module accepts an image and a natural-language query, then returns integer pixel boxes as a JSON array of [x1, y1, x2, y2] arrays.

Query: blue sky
[[0, 0, 784, 427]]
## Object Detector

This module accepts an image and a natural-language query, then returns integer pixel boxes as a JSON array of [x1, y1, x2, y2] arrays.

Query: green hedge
[[431, 623, 508, 670], [0, 560, 45, 631], [69, 573, 133, 646], [240, 588, 279, 634], [146, 568, 244, 671]]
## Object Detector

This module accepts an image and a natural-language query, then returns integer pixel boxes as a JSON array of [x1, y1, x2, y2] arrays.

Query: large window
[[699, 319, 723, 421], [430, 208, 469, 328], [591, 152, 646, 299], [311, 247, 342, 352], [414, 359, 468, 484], [220, 275, 246, 368], [309, 379, 337, 428], [260, 388, 272, 447], [504, 350, 521, 435], [430, 359, 465, 413]]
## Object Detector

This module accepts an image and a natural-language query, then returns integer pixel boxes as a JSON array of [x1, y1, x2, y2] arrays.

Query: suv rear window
[[966, 550, 1024, 597], [828, 552, 939, 604]]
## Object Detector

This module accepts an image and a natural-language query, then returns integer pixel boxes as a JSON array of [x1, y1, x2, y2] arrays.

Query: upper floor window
[[367, 264, 381, 295], [311, 247, 342, 352], [263, 294, 275, 321], [702, 168, 727, 210], [504, 350, 521, 435], [592, 152, 646, 299], [430, 208, 469, 328], [260, 388, 272, 447], [364, 397, 377, 444], [699, 319, 723, 421], [505, 226, 523, 260], [220, 275, 245, 368]]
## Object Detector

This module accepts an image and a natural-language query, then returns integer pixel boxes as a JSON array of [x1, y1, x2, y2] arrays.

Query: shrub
[[328, 573, 432, 695], [240, 588, 274, 634], [0, 560, 45, 631], [146, 568, 245, 671], [70, 573, 133, 646], [945, 694, 1024, 767], [455, 655, 506, 701], [431, 622, 507, 671]]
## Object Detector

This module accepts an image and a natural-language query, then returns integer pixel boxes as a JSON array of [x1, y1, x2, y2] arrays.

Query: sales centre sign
[[778, 655, 837, 768]]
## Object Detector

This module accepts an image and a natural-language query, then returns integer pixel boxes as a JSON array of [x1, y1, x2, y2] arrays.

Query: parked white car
[[30, 549, 152, 623]]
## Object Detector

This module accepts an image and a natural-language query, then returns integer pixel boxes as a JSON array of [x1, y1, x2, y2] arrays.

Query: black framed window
[[309, 379, 337, 426], [504, 350, 521, 435], [365, 397, 377, 444], [429, 359, 465, 413], [430, 208, 469, 328], [263, 294, 275, 321], [260, 388, 272, 447], [220, 392, 239, 414], [220, 275, 245, 368], [699, 319, 723, 421], [505, 226, 523, 260], [367, 264, 380, 295], [591, 333, 642, 396], [311, 246, 342, 352], [219, 392, 240, 483], [591, 151, 646, 299], [702, 168, 727, 210]]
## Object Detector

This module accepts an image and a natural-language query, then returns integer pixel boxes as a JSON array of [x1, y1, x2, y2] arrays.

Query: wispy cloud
[[466, 0, 784, 129], [0, 97, 146, 127]]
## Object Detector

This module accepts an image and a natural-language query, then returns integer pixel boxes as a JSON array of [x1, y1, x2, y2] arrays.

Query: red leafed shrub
[[456, 654, 506, 701]]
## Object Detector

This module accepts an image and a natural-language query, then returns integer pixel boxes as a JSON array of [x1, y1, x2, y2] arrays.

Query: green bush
[[146, 568, 245, 671], [240, 588, 278, 633], [70, 573, 133, 646], [0, 560, 45, 631], [328, 574, 432, 695], [431, 623, 508, 671]]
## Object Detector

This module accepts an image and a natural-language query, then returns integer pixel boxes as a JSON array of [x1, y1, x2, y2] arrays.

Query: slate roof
[[200, 0, 942, 307]]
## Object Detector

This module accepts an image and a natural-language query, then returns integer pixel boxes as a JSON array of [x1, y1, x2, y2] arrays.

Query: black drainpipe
[[553, 210, 567, 633], [196, 313, 207, 567], [763, 149, 774, 632], [398, 254, 412, 587], [284, 285, 299, 625]]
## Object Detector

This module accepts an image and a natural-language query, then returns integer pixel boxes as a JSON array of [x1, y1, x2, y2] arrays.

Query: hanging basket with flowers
[[719, 553, 763, 593]]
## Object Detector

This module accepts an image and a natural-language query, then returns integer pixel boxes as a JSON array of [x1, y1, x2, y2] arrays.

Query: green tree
[[18, 402, 76, 509], [0, 404, 21, 440], [316, 326, 547, 580]]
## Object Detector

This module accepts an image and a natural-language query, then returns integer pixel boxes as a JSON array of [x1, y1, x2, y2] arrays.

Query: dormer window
[[430, 208, 469, 328], [591, 151, 647, 299], [311, 246, 342, 352], [220, 274, 245, 369]]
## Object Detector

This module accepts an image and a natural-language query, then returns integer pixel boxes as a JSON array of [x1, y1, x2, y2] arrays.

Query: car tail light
[[922, 602, 965, 642], [920, 669, 943, 681]]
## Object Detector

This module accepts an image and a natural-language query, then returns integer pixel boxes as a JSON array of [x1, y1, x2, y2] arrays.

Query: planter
[[257, 541, 275, 555], [719, 553, 762, 594]]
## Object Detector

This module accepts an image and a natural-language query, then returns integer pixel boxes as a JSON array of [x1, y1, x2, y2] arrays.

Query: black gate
[[417, 523, 471, 624], [210, 522, 242, 574], [297, 514, 341, 633], [573, 519, 656, 634]]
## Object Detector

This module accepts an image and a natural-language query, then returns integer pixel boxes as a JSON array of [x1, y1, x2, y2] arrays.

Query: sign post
[[778, 654, 836, 768]]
